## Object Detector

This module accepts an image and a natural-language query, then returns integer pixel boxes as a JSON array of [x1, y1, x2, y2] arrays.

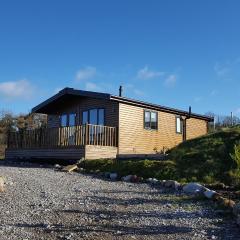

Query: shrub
[[230, 142, 240, 169]]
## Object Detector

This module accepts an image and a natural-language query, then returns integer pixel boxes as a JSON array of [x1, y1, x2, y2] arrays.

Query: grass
[[169, 126, 240, 185], [80, 126, 240, 187]]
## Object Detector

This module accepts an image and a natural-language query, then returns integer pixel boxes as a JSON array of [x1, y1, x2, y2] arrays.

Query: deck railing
[[7, 124, 117, 149]]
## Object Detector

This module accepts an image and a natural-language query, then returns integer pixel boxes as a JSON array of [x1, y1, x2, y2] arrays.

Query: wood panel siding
[[5, 147, 85, 160], [5, 145, 117, 160], [47, 97, 118, 128], [85, 145, 117, 160], [186, 118, 208, 140], [47, 115, 60, 128], [118, 103, 208, 155]]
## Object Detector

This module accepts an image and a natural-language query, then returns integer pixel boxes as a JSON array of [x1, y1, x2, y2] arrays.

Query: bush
[[80, 159, 177, 180]]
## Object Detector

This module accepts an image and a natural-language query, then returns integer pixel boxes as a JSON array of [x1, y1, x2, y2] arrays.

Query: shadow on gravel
[[59, 208, 207, 220], [12, 222, 193, 236]]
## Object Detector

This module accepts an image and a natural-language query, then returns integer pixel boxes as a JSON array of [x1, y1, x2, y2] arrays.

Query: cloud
[[210, 89, 218, 96], [0, 79, 35, 101], [214, 62, 229, 77], [164, 74, 177, 87], [85, 82, 102, 92], [75, 66, 96, 81], [194, 97, 202, 103], [137, 66, 164, 80]]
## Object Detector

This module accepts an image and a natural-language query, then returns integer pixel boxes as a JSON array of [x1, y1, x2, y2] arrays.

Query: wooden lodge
[[5, 87, 213, 161]]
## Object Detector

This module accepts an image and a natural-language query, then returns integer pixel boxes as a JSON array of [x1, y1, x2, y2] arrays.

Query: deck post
[[84, 124, 89, 145]]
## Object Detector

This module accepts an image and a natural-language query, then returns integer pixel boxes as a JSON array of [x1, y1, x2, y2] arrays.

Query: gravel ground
[[0, 162, 239, 240]]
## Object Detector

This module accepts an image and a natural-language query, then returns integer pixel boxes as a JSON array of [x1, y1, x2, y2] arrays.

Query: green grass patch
[[80, 127, 240, 187], [169, 127, 240, 186], [81, 159, 177, 180]]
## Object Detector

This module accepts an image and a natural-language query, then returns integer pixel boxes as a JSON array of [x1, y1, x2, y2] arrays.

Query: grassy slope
[[169, 126, 240, 184]]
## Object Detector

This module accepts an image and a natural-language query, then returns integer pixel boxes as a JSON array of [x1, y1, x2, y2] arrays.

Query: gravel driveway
[[0, 162, 239, 240]]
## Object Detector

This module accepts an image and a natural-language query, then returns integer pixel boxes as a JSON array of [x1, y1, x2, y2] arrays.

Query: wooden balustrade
[[7, 124, 117, 149]]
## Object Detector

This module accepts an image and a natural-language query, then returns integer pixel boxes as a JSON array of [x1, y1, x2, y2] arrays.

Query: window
[[176, 116, 182, 134], [144, 110, 158, 130], [82, 111, 88, 124], [82, 108, 105, 125], [60, 114, 67, 127], [69, 113, 76, 126]]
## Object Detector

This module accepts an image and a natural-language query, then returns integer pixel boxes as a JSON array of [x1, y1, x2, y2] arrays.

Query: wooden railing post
[[84, 124, 89, 145]]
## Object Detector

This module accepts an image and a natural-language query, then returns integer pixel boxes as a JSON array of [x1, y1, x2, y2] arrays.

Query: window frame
[[175, 115, 183, 134], [144, 110, 158, 130], [81, 108, 105, 125]]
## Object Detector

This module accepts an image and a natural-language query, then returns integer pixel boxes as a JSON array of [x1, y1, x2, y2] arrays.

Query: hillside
[[169, 126, 240, 185]]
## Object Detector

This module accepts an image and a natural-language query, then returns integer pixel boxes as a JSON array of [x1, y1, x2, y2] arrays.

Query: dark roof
[[32, 87, 213, 122]]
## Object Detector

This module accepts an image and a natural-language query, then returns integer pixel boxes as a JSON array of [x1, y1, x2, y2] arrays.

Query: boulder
[[54, 164, 62, 170], [109, 173, 118, 181], [203, 189, 217, 199], [147, 178, 159, 184], [130, 175, 139, 183], [183, 182, 206, 194], [122, 175, 133, 182], [164, 180, 181, 190], [0, 176, 5, 192], [217, 197, 235, 210]]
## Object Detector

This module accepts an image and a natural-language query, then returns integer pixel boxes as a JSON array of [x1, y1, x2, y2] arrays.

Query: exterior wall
[[186, 117, 208, 140], [118, 103, 208, 155], [85, 145, 117, 160], [5, 147, 85, 160], [47, 115, 60, 128], [47, 97, 118, 128]]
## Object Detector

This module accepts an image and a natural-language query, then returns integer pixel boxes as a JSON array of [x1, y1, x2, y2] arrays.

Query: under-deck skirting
[[5, 145, 117, 161]]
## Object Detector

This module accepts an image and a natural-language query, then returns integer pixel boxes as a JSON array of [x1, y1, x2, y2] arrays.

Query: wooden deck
[[6, 124, 118, 160], [7, 124, 118, 149]]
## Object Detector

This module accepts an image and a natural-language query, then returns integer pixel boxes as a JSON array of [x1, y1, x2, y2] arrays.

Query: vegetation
[[81, 159, 177, 180], [81, 126, 240, 187], [169, 126, 240, 186]]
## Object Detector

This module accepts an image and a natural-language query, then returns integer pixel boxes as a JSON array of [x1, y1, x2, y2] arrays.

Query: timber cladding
[[118, 103, 208, 155], [47, 97, 118, 128]]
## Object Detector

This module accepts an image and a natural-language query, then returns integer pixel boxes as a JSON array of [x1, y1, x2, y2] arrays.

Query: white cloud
[[75, 66, 96, 81], [194, 97, 202, 103], [210, 89, 218, 96], [137, 66, 164, 80], [85, 82, 102, 92], [164, 74, 177, 87], [0, 79, 35, 100], [214, 62, 229, 77]]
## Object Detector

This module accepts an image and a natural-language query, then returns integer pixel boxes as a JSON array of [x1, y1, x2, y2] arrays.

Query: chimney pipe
[[119, 85, 123, 97]]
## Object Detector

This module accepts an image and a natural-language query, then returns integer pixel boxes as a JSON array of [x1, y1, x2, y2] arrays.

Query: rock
[[109, 173, 118, 181], [146, 178, 159, 184], [204, 189, 217, 199], [62, 164, 78, 173], [0, 176, 5, 192], [130, 175, 139, 183], [122, 175, 133, 182], [104, 172, 111, 178], [54, 164, 62, 170], [164, 180, 181, 190], [183, 182, 206, 194], [217, 197, 235, 210]]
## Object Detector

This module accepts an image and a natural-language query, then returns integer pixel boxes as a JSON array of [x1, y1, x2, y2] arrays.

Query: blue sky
[[0, 0, 240, 117]]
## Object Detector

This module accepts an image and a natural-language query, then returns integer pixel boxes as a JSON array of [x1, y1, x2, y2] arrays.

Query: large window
[[60, 114, 67, 127], [176, 116, 182, 134], [144, 110, 158, 130], [60, 113, 76, 127], [82, 108, 105, 125], [69, 113, 76, 126]]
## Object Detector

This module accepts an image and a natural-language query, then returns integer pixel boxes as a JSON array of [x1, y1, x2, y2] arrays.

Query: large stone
[[109, 173, 118, 181], [164, 180, 181, 190], [122, 175, 133, 182], [0, 176, 5, 192], [183, 182, 206, 194], [204, 189, 217, 199]]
